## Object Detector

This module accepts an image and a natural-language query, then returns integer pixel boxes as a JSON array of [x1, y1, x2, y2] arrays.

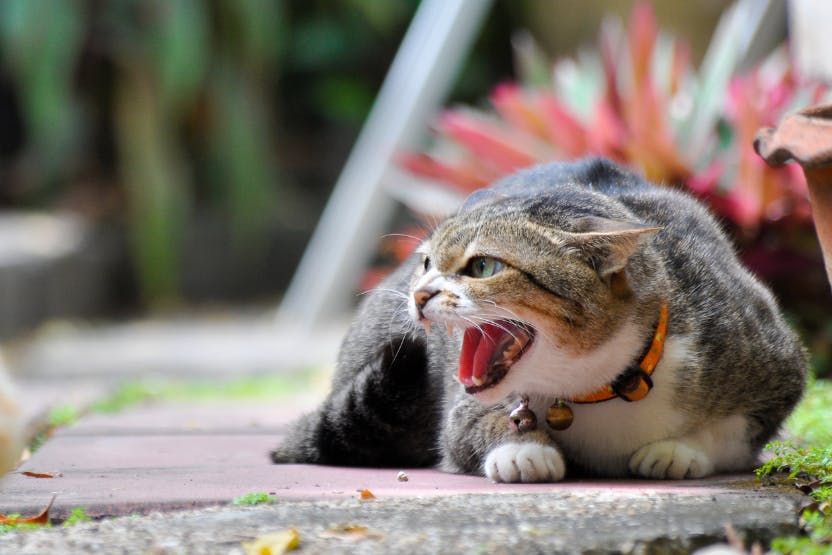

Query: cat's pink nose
[[413, 288, 437, 310]]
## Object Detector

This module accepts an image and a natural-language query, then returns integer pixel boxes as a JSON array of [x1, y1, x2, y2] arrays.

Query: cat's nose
[[413, 288, 438, 311]]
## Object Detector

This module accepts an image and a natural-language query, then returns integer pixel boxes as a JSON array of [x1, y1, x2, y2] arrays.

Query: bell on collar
[[546, 400, 574, 430], [509, 394, 537, 433]]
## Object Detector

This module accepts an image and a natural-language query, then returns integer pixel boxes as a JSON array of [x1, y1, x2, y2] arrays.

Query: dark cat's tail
[[271, 334, 441, 467]]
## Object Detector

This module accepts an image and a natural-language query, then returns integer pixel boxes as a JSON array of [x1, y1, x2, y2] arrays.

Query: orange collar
[[571, 302, 668, 404]]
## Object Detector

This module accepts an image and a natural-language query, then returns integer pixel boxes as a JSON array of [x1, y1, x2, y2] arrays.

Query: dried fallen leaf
[[21, 471, 62, 479], [358, 489, 375, 500], [320, 524, 384, 541], [0, 494, 56, 526], [242, 529, 299, 555]]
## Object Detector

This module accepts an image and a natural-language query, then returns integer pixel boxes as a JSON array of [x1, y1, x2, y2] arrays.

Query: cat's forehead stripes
[[429, 212, 569, 271], [429, 218, 489, 270]]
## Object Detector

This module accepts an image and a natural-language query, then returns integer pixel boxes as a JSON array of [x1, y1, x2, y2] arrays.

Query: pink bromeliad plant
[[397, 3, 826, 242], [380, 3, 832, 371]]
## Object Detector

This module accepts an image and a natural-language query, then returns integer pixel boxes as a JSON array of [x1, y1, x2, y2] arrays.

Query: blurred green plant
[[0, 0, 420, 304], [231, 492, 278, 506], [0, 0, 284, 302]]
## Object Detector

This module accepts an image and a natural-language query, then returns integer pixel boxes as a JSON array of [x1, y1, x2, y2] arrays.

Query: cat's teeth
[[504, 341, 520, 359], [446, 323, 455, 335], [471, 374, 484, 386], [424, 321, 432, 336]]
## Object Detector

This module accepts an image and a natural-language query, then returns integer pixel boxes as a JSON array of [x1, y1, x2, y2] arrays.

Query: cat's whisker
[[370, 287, 409, 301], [466, 315, 522, 347], [381, 232, 426, 244], [480, 300, 526, 323], [385, 298, 415, 355]]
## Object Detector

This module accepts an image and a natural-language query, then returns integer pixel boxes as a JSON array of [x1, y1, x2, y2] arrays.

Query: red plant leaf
[[629, 1, 658, 88], [437, 111, 543, 173], [539, 96, 589, 157], [491, 83, 549, 141], [397, 153, 490, 194]]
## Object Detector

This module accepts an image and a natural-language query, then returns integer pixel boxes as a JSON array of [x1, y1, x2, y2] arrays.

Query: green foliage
[[28, 433, 47, 454], [91, 371, 326, 414], [756, 441, 832, 489], [756, 380, 832, 554], [785, 378, 832, 445], [29, 404, 80, 453], [0, 507, 90, 535], [62, 507, 91, 527], [0, 0, 420, 304], [90, 381, 161, 414], [0, 520, 46, 535], [47, 405, 79, 428], [231, 492, 277, 506], [772, 512, 832, 555]]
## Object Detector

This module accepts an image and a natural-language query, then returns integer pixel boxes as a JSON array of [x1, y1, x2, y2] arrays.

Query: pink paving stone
[[0, 402, 763, 520]]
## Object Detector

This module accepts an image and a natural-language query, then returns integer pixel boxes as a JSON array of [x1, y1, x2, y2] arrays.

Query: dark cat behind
[[273, 158, 806, 482]]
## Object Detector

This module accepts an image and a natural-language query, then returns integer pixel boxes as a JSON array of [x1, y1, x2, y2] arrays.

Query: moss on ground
[[757, 378, 832, 554]]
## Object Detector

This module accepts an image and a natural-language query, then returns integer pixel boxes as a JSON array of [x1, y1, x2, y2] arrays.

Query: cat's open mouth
[[458, 321, 534, 394]]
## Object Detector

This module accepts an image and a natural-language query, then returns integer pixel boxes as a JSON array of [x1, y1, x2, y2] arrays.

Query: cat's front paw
[[629, 440, 714, 479], [484, 442, 565, 483]]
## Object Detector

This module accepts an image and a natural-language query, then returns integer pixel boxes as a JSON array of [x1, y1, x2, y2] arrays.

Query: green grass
[[90, 371, 326, 414], [785, 379, 832, 445], [28, 369, 328, 456], [28, 405, 81, 453], [231, 492, 278, 506], [62, 507, 91, 527], [756, 379, 832, 554], [0, 507, 90, 535], [0, 521, 46, 535], [47, 405, 80, 428]]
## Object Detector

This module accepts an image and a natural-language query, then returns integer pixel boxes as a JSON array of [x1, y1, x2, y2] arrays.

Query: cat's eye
[[423, 256, 431, 271], [464, 257, 505, 279]]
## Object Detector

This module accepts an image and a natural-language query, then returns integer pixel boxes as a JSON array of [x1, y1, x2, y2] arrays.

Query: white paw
[[484, 442, 565, 483], [628, 440, 714, 479]]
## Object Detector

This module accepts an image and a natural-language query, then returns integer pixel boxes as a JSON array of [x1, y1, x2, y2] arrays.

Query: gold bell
[[546, 400, 574, 430]]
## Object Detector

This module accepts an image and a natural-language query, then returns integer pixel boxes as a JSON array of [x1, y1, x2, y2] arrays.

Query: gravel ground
[[0, 488, 804, 554]]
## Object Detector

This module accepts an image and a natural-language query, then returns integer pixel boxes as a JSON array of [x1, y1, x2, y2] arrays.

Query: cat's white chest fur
[[516, 336, 752, 478], [529, 336, 690, 475]]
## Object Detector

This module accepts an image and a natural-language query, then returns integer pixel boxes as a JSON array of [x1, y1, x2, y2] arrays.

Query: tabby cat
[[272, 158, 806, 482]]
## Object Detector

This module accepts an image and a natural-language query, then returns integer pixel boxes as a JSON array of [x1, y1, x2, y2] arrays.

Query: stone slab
[[0, 487, 804, 554], [0, 398, 809, 554], [0, 401, 802, 524]]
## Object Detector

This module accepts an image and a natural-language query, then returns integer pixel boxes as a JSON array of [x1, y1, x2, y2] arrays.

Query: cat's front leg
[[441, 395, 566, 483], [484, 441, 565, 483], [628, 439, 712, 479], [628, 415, 754, 479]]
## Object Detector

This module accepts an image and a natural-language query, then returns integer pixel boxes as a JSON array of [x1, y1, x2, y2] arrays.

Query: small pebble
[[397, 471, 409, 482]]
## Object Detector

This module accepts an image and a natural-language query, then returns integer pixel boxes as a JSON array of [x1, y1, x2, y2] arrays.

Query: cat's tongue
[[459, 323, 519, 388]]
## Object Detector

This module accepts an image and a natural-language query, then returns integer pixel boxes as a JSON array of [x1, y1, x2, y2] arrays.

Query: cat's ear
[[565, 216, 661, 278]]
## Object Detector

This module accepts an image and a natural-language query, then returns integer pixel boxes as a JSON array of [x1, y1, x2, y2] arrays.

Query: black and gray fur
[[272, 158, 806, 478]]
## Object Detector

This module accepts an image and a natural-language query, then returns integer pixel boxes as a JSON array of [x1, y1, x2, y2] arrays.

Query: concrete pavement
[[0, 313, 809, 553]]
